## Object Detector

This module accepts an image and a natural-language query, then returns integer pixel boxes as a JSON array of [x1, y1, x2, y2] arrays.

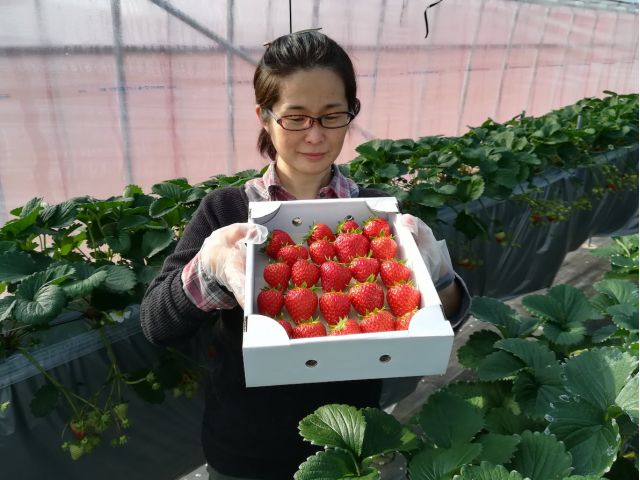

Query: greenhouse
[[0, 1, 638, 479]]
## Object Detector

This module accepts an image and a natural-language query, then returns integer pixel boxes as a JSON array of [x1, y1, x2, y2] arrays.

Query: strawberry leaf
[[360, 407, 405, 458], [507, 430, 572, 480], [455, 461, 525, 480], [470, 297, 538, 338], [512, 367, 564, 419], [457, 330, 502, 369], [475, 433, 520, 466], [615, 373, 638, 425], [484, 407, 543, 435], [593, 279, 637, 306], [417, 392, 484, 448], [298, 404, 365, 457], [294, 448, 377, 480], [408, 443, 482, 480], [442, 380, 515, 413], [494, 338, 557, 374], [477, 351, 524, 381]]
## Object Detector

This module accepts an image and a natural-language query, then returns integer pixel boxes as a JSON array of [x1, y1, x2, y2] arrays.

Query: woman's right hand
[[198, 222, 268, 308]]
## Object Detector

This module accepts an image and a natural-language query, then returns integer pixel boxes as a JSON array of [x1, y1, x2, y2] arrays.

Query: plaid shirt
[[182, 162, 359, 311]]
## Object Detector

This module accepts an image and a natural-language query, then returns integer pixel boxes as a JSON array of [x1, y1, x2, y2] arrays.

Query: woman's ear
[[256, 105, 269, 131]]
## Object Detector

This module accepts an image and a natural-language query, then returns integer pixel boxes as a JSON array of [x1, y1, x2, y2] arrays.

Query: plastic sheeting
[[1, 0, 638, 222]]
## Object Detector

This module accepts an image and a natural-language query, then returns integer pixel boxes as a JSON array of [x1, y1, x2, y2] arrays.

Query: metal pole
[[226, 0, 236, 174], [525, 6, 551, 114], [595, 11, 620, 96], [494, 2, 521, 120], [550, 7, 576, 109], [368, 0, 387, 130], [581, 10, 599, 99]]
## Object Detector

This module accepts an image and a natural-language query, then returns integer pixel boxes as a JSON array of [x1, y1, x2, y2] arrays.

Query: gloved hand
[[198, 222, 268, 308], [399, 214, 454, 289]]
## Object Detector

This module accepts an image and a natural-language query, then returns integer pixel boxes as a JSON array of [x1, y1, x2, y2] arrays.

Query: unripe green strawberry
[[263, 261, 291, 290], [284, 286, 318, 324], [379, 259, 411, 287], [370, 234, 397, 260], [319, 291, 352, 325], [395, 309, 417, 330], [349, 255, 379, 282], [291, 258, 320, 287], [257, 287, 284, 317], [360, 308, 395, 333], [334, 231, 370, 263], [362, 217, 391, 239], [292, 319, 327, 339], [309, 239, 337, 264], [348, 276, 384, 315], [264, 229, 294, 259], [320, 260, 352, 292], [306, 222, 335, 244], [387, 282, 421, 316], [277, 243, 309, 267], [329, 317, 361, 336]]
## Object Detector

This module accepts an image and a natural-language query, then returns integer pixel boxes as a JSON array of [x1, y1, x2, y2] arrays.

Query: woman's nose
[[304, 121, 325, 143]]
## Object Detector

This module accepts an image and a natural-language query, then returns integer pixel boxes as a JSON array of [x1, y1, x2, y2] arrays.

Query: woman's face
[[258, 67, 350, 180]]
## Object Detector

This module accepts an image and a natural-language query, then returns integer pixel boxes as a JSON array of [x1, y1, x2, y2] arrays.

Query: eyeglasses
[[265, 109, 355, 131]]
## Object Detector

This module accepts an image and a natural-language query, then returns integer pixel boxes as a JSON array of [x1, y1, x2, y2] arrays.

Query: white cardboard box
[[242, 197, 454, 387]]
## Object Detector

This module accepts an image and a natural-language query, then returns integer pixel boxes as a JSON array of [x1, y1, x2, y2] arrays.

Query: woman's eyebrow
[[282, 102, 346, 111]]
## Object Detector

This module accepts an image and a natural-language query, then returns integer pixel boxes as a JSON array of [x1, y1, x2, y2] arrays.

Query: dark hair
[[254, 30, 360, 160]]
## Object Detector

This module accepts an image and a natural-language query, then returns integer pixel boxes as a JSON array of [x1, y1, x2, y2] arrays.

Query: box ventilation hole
[[305, 360, 318, 367], [292, 217, 303, 226], [379, 355, 391, 363]]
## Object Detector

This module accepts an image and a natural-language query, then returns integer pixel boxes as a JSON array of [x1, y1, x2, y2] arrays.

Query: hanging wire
[[289, 0, 293, 33], [424, 0, 445, 38]]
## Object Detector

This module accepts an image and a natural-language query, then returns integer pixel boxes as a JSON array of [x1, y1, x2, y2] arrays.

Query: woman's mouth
[[300, 152, 327, 160]]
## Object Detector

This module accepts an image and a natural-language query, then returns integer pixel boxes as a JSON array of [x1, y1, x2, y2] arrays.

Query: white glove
[[198, 222, 268, 308], [399, 214, 454, 289]]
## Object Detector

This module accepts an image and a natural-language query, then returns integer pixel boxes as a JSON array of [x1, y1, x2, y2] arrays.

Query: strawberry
[[263, 261, 291, 290], [264, 229, 294, 259], [395, 309, 417, 330], [257, 287, 284, 317], [370, 234, 398, 260], [277, 318, 294, 338], [320, 260, 352, 292], [309, 239, 337, 265], [360, 308, 395, 333], [349, 256, 380, 283], [348, 276, 385, 315], [292, 319, 327, 339], [306, 223, 335, 244], [336, 217, 359, 234], [319, 290, 352, 325], [277, 243, 309, 267], [387, 282, 421, 316], [329, 317, 361, 336], [284, 286, 318, 324], [379, 259, 411, 287], [334, 231, 370, 263], [291, 258, 320, 287], [362, 217, 391, 239]]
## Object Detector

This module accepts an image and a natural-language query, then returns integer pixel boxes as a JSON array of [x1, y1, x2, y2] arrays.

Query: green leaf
[[298, 404, 365, 456], [408, 443, 482, 480], [494, 338, 558, 374], [475, 433, 520, 466], [123, 184, 144, 198], [546, 398, 619, 476], [30, 383, 60, 417], [13, 283, 65, 325], [454, 211, 486, 240], [294, 448, 376, 480], [484, 407, 543, 435], [443, 381, 515, 413], [62, 270, 108, 298], [508, 430, 572, 480], [360, 408, 404, 458], [470, 297, 537, 338], [141, 229, 173, 258], [96, 265, 137, 292], [118, 214, 149, 230], [458, 176, 485, 201], [148, 197, 178, 218], [542, 322, 587, 346], [607, 303, 639, 332], [615, 373, 638, 425], [1, 201, 40, 236], [0, 251, 38, 283], [512, 367, 564, 419], [183, 187, 207, 203], [563, 347, 637, 410], [457, 330, 502, 369], [455, 462, 525, 480], [0, 296, 16, 322], [418, 392, 484, 448], [152, 182, 185, 201], [477, 351, 525, 381], [38, 200, 77, 228], [0, 240, 17, 254], [593, 279, 638, 307]]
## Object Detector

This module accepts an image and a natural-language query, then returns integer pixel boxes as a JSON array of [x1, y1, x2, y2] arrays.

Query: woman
[[140, 30, 469, 480]]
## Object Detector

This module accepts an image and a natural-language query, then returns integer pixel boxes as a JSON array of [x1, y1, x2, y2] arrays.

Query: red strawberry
[[309, 239, 337, 265], [263, 261, 291, 290], [319, 291, 352, 325], [291, 258, 320, 287], [379, 259, 412, 287], [277, 244, 309, 267], [257, 287, 284, 317], [395, 309, 417, 330], [264, 229, 294, 259], [277, 318, 294, 338], [284, 286, 318, 324], [360, 308, 396, 333], [336, 217, 359, 234], [370, 234, 398, 260], [334, 231, 370, 263], [292, 319, 327, 339], [348, 277, 385, 315], [306, 223, 335, 244], [349, 256, 380, 283], [362, 217, 391, 239], [320, 260, 352, 292], [329, 317, 361, 336], [387, 282, 421, 316]]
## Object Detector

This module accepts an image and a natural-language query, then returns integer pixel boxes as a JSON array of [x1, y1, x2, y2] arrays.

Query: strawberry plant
[[294, 253, 638, 479]]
